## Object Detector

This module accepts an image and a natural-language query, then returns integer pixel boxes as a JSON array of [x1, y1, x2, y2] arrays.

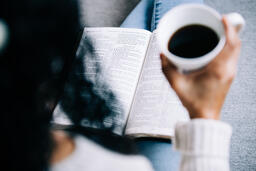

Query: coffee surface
[[168, 24, 219, 58]]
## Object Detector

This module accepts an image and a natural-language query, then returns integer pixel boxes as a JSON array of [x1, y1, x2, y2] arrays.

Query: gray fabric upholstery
[[79, 0, 140, 27], [79, 0, 256, 170], [206, 1, 256, 171]]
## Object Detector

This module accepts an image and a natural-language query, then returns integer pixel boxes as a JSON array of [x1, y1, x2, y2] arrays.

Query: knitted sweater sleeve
[[174, 119, 232, 171]]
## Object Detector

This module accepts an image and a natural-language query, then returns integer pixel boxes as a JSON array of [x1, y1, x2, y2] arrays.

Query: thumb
[[160, 53, 184, 90]]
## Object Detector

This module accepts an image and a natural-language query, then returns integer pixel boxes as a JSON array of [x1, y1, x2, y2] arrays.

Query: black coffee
[[168, 24, 219, 58]]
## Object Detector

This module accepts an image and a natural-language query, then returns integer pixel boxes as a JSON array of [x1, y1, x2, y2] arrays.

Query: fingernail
[[160, 53, 164, 60]]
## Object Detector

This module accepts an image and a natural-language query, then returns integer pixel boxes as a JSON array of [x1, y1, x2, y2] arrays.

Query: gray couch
[[79, 0, 256, 170]]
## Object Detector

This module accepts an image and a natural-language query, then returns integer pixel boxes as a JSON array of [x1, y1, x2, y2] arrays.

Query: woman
[[1, 0, 151, 170], [1, 0, 241, 171]]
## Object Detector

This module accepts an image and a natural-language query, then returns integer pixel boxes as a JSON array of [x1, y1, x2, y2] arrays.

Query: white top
[[51, 119, 232, 171], [50, 135, 154, 171]]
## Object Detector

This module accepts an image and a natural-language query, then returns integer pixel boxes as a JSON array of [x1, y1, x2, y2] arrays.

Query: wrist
[[190, 114, 220, 120], [188, 109, 221, 120]]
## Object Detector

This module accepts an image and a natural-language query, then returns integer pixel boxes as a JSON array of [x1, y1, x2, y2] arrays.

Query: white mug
[[156, 3, 245, 72]]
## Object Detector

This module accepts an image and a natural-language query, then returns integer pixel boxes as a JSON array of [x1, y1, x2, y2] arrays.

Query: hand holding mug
[[160, 16, 241, 120], [157, 4, 245, 72]]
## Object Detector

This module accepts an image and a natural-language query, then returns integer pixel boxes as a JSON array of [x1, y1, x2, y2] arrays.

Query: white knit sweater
[[174, 119, 232, 171], [51, 119, 232, 171]]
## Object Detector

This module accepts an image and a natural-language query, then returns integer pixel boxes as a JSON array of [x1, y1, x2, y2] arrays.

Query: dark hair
[[1, 0, 81, 170], [59, 35, 137, 154], [1, 0, 135, 171]]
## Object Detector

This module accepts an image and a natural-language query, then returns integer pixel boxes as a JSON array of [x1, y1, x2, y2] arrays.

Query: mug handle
[[225, 13, 245, 33]]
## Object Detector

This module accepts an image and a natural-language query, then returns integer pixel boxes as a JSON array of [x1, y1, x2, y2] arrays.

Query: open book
[[53, 28, 189, 139]]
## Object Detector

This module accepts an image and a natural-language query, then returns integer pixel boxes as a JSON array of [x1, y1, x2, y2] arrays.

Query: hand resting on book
[[160, 16, 241, 120]]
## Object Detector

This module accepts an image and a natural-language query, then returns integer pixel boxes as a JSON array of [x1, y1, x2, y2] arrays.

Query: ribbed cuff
[[174, 119, 232, 158]]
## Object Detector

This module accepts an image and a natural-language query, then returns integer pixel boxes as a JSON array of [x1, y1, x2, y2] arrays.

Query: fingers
[[213, 16, 240, 64], [160, 53, 184, 90], [222, 16, 241, 51], [208, 16, 241, 82]]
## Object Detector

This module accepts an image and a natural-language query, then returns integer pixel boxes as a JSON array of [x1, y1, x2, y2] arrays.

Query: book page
[[53, 27, 151, 134], [125, 31, 189, 138]]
